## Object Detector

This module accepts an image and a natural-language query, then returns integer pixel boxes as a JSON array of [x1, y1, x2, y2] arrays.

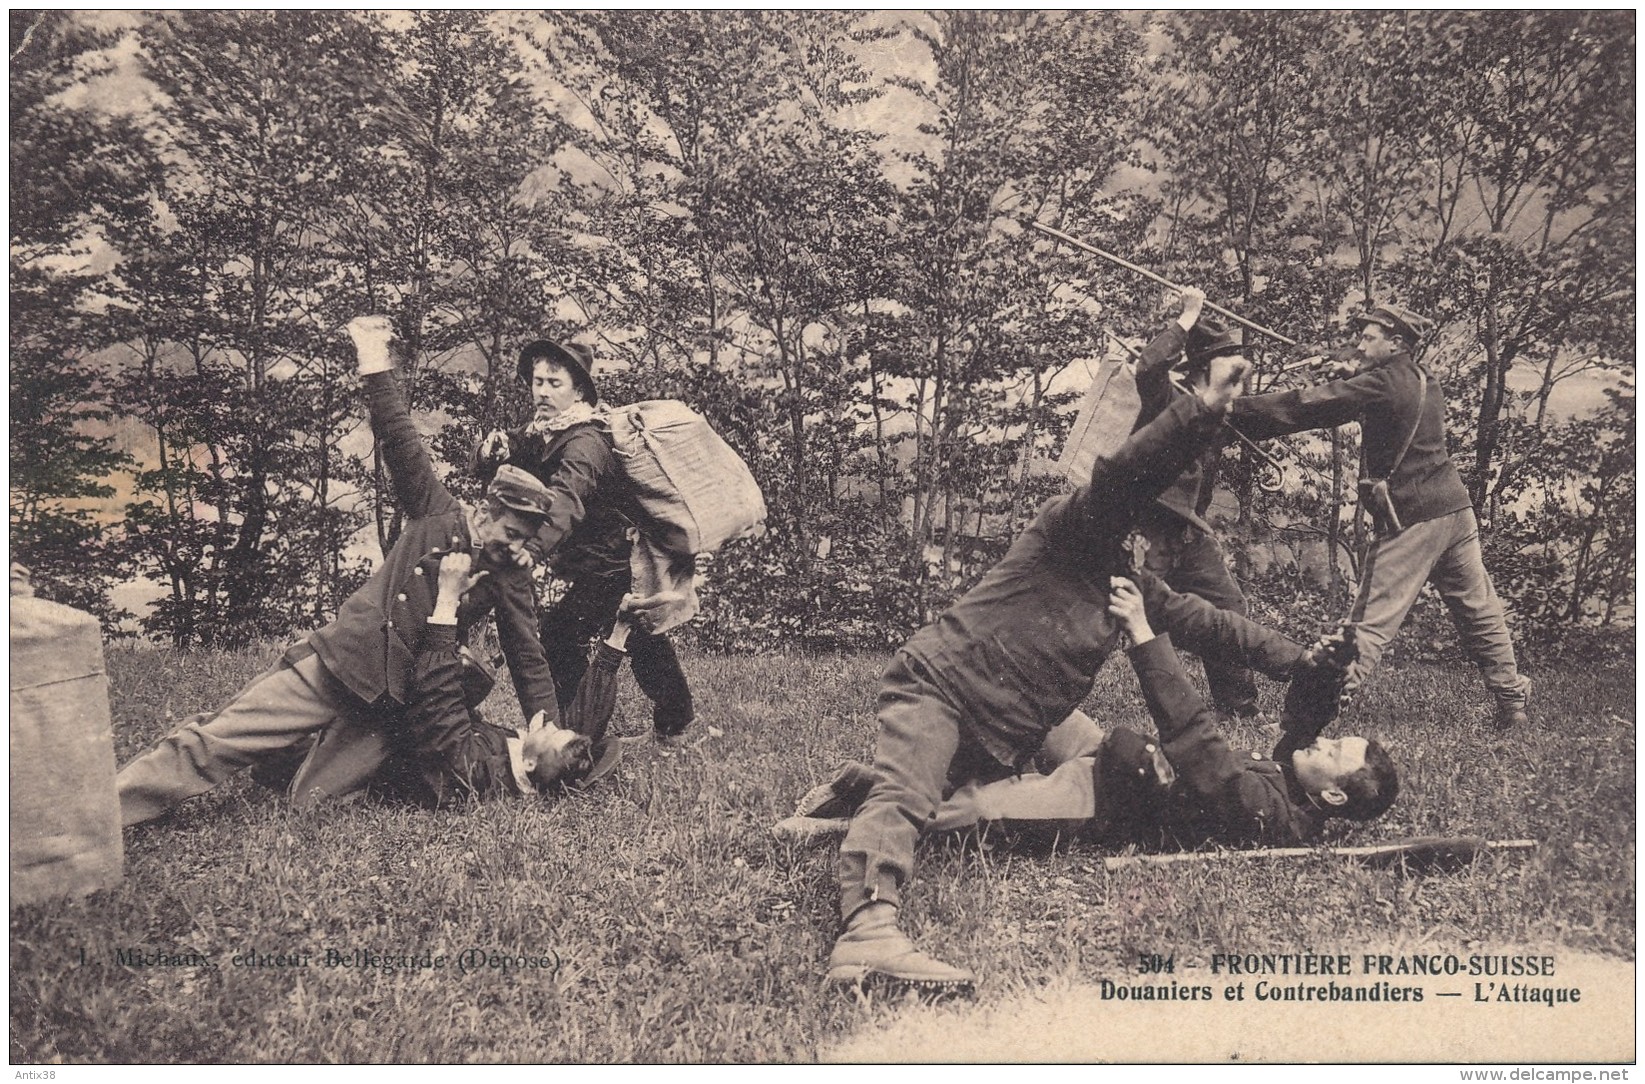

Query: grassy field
[[9, 633, 1636, 1063]]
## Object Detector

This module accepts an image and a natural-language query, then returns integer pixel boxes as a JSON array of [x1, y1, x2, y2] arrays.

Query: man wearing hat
[[1130, 286, 1261, 720], [1232, 302, 1533, 735], [116, 316, 571, 825], [820, 298, 1254, 997], [473, 338, 695, 747]]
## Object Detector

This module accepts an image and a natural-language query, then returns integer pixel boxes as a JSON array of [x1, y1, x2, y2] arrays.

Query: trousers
[[115, 651, 373, 826], [836, 653, 1015, 922], [1349, 507, 1531, 705], [1142, 520, 1258, 713], [540, 570, 694, 736]]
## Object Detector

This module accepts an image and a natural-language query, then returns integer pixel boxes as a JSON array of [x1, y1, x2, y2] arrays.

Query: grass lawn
[[9, 635, 1636, 1063]]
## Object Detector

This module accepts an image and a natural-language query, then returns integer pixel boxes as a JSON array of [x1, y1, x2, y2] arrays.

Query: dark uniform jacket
[[474, 423, 630, 579], [900, 392, 1228, 769], [1128, 635, 1324, 846], [1130, 323, 1215, 533], [305, 371, 557, 723], [1231, 351, 1472, 529], [376, 623, 525, 808]]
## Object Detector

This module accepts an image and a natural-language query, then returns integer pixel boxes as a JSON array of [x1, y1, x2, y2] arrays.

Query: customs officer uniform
[[1230, 303, 1532, 729], [116, 342, 559, 826]]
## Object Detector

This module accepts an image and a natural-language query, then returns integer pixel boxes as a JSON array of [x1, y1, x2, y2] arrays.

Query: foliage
[[8, 12, 143, 628], [7, 11, 1633, 647]]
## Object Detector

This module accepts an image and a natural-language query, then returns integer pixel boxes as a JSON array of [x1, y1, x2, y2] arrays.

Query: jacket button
[[387, 621, 394, 629], [414, 567, 424, 576], [397, 593, 407, 602]]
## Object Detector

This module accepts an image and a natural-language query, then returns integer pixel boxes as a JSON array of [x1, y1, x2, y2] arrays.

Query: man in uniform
[[116, 316, 571, 826], [822, 292, 1253, 997], [1231, 303, 1533, 737], [780, 580, 1397, 852], [1129, 286, 1260, 720]]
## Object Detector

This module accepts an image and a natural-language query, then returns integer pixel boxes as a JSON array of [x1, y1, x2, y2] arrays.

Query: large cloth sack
[[10, 596, 124, 904], [1054, 358, 1141, 485], [603, 400, 766, 555]]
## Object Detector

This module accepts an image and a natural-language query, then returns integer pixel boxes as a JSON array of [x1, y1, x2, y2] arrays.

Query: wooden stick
[[1028, 219, 1298, 346], [1103, 838, 1536, 872], [1105, 331, 1289, 491]]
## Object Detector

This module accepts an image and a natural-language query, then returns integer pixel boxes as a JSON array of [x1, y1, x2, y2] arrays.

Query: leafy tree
[[9, 11, 144, 625]]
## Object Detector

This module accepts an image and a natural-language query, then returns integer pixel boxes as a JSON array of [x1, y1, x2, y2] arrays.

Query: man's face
[[1291, 736, 1369, 799], [531, 359, 581, 420], [522, 724, 592, 788], [1355, 322, 1403, 363], [472, 505, 537, 566]]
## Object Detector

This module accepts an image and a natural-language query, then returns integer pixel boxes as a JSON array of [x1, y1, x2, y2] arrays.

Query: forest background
[[10, 9, 1635, 654]]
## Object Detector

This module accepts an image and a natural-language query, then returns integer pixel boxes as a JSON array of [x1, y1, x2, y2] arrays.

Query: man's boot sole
[[826, 963, 976, 997]]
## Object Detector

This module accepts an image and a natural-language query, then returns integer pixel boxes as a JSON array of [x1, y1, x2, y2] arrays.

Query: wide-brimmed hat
[[1353, 303, 1433, 347], [1185, 317, 1244, 368], [516, 340, 597, 404]]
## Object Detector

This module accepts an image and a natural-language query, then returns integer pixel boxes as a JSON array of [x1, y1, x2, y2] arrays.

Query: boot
[[770, 815, 850, 845], [826, 902, 975, 995], [1494, 679, 1533, 731], [794, 761, 881, 818]]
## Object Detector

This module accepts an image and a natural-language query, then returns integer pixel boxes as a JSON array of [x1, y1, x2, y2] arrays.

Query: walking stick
[[1028, 220, 1298, 347], [1103, 837, 1537, 873]]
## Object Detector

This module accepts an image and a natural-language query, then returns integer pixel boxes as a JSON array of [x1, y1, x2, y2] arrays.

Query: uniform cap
[[1353, 303, 1434, 346], [486, 464, 555, 521]]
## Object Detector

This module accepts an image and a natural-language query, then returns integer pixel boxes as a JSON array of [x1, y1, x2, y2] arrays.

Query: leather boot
[[826, 902, 975, 995]]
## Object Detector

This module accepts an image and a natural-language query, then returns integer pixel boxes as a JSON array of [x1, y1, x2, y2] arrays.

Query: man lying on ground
[[116, 317, 602, 827], [366, 551, 597, 806], [820, 291, 1258, 998], [778, 578, 1398, 852]]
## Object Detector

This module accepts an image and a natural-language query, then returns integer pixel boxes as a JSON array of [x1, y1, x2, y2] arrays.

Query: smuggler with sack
[[472, 337, 764, 748]]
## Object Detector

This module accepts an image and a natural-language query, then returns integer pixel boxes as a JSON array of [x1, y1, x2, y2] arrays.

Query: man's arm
[[1109, 579, 1317, 844], [487, 568, 559, 724], [471, 428, 528, 488], [1127, 637, 1317, 843], [527, 429, 613, 561], [400, 555, 512, 804], [347, 316, 457, 522], [1271, 627, 1356, 761], [1135, 570, 1305, 680], [1131, 288, 1204, 427], [1080, 375, 1236, 528], [1229, 365, 1397, 442]]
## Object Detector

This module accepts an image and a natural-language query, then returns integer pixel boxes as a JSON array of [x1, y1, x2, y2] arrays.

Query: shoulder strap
[[1388, 367, 1427, 478]]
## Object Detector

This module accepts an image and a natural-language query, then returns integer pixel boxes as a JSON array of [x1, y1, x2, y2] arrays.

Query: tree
[[9, 11, 143, 624], [119, 11, 383, 645]]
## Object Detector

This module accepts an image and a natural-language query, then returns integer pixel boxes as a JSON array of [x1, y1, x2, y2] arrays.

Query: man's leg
[[539, 577, 613, 712], [1165, 527, 1259, 715], [628, 630, 694, 739], [1343, 515, 1451, 698], [929, 757, 1097, 833], [115, 652, 358, 827], [1426, 509, 1533, 725], [831, 654, 976, 991]]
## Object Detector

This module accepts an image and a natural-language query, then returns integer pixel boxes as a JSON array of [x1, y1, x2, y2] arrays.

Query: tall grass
[[9, 640, 1634, 1062]]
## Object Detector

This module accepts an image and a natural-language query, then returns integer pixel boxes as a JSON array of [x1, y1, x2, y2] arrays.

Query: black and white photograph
[[9, 8, 1635, 1068]]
